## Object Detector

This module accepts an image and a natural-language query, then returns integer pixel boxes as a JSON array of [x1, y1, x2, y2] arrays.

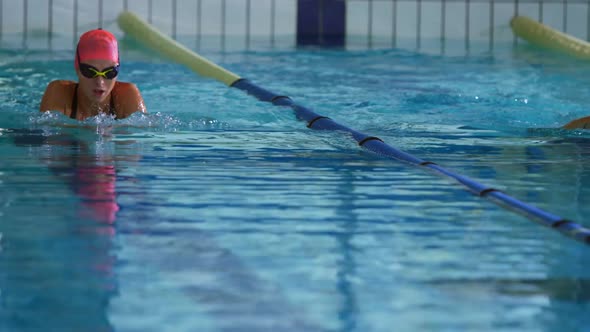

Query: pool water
[[1, 41, 589, 332]]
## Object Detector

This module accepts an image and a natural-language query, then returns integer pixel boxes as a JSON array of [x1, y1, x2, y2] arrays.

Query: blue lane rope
[[116, 11, 589, 245], [231, 78, 590, 245]]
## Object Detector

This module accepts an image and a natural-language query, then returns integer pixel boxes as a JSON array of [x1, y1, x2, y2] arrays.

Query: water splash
[[28, 110, 231, 134]]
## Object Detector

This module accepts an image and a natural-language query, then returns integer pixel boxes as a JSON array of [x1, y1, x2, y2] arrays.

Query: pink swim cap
[[75, 29, 119, 68]]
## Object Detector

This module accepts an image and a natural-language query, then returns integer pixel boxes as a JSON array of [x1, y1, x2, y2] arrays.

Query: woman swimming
[[40, 29, 146, 120]]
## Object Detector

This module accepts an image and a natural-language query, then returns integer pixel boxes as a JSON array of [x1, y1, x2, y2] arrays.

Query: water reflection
[[12, 128, 120, 227], [2, 128, 328, 332], [1, 128, 121, 331], [429, 277, 590, 302]]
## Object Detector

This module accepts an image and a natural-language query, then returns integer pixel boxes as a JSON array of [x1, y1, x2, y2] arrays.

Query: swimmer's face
[[76, 59, 118, 103]]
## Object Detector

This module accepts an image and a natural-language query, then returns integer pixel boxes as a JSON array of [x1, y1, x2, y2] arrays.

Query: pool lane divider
[[117, 11, 590, 245], [511, 15, 590, 60]]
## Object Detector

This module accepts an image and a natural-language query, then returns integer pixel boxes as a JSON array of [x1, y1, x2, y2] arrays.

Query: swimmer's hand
[[563, 116, 590, 130]]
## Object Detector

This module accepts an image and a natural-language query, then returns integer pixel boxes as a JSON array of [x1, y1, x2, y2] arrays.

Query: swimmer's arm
[[115, 83, 147, 119], [562, 116, 590, 130]]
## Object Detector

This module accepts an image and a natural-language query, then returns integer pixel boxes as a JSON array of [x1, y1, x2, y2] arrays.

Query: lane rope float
[[511, 15, 590, 60], [117, 11, 240, 86], [511, 15, 590, 129], [118, 11, 590, 245]]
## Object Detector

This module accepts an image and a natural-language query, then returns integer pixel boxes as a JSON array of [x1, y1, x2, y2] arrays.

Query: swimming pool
[[1, 39, 589, 331]]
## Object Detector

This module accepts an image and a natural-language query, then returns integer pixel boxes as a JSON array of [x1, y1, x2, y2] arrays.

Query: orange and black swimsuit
[[70, 83, 116, 119]]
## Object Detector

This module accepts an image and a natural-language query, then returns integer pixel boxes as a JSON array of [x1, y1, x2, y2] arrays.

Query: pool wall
[[1, 0, 589, 52]]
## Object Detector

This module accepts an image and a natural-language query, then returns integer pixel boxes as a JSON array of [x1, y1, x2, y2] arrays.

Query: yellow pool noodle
[[117, 11, 241, 86], [510, 15, 590, 60]]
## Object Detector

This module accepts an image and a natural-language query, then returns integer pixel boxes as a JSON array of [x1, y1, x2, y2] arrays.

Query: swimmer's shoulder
[[113, 81, 139, 93], [45, 80, 77, 92], [113, 81, 146, 119], [40, 80, 77, 113], [563, 116, 590, 130], [43, 80, 77, 99]]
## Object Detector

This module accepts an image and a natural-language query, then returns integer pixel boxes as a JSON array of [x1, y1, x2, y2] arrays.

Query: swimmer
[[40, 29, 146, 120]]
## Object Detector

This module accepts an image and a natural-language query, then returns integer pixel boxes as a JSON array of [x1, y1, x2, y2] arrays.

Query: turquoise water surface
[[0, 41, 589, 331]]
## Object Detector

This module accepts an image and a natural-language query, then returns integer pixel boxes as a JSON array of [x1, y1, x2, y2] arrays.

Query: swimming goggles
[[76, 48, 120, 79]]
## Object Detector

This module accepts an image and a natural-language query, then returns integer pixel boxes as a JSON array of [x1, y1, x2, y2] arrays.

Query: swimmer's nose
[[93, 76, 108, 87]]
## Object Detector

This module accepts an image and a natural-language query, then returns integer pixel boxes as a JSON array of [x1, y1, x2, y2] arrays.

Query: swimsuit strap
[[110, 91, 117, 119], [70, 83, 118, 120], [70, 83, 78, 119]]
